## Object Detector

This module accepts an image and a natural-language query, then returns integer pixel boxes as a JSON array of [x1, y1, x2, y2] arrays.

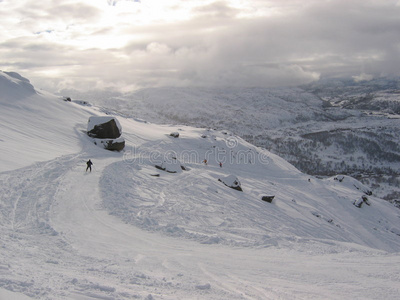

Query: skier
[[86, 159, 93, 172], [219, 162, 222, 168], [203, 159, 208, 165]]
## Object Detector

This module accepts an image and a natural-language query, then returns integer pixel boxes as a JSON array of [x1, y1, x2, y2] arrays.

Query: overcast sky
[[1, 0, 400, 93]]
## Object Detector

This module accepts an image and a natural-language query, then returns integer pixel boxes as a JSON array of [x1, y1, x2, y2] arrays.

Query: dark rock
[[312, 211, 321, 218], [170, 132, 179, 138], [362, 195, 371, 206], [104, 139, 125, 151], [261, 196, 275, 203], [353, 195, 371, 208], [389, 199, 400, 209], [218, 175, 243, 192], [94, 138, 125, 151], [87, 116, 122, 139], [155, 165, 167, 171], [74, 100, 91, 106], [87, 116, 125, 151]]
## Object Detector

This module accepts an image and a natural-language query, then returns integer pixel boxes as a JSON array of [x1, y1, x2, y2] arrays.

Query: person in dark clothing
[[86, 159, 93, 172]]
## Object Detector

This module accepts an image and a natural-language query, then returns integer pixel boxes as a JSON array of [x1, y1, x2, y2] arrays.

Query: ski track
[[0, 152, 268, 299]]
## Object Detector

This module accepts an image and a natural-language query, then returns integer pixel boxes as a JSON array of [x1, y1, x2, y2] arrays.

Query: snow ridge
[[0, 71, 36, 101]]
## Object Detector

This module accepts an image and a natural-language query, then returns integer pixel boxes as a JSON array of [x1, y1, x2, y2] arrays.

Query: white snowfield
[[0, 71, 400, 299]]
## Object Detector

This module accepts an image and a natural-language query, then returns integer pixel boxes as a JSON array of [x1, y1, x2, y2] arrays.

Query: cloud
[[111, 0, 141, 5], [353, 73, 374, 82], [108, 0, 140, 6], [191, 1, 240, 18], [0, 0, 399, 92]]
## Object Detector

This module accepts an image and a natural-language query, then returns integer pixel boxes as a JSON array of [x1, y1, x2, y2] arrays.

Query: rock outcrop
[[261, 196, 275, 203], [87, 116, 122, 139], [170, 132, 179, 138], [87, 116, 125, 151], [94, 137, 125, 151], [155, 157, 186, 173], [218, 175, 243, 192], [353, 195, 371, 208]]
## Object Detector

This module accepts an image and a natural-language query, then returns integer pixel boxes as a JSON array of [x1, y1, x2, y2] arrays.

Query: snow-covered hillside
[[1, 71, 400, 299], [0, 71, 91, 172], [62, 80, 400, 202]]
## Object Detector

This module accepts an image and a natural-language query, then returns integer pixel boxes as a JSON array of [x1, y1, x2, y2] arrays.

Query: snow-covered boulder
[[170, 132, 179, 138], [87, 116, 125, 151], [155, 158, 185, 173], [353, 195, 371, 208], [218, 175, 243, 192], [87, 116, 122, 139], [332, 175, 372, 196]]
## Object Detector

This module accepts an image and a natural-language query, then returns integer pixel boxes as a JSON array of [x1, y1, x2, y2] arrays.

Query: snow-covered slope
[[63, 83, 400, 202], [1, 72, 400, 299], [0, 71, 92, 172]]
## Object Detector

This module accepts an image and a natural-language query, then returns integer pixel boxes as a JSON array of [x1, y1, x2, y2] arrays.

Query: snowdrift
[[0, 71, 36, 101]]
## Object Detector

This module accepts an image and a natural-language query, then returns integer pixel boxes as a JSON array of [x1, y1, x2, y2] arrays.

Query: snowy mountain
[[0, 71, 90, 172], [62, 79, 400, 203], [1, 71, 400, 299]]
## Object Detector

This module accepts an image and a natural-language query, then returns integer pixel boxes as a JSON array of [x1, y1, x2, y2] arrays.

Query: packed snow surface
[[1, 71, 400, 299]]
